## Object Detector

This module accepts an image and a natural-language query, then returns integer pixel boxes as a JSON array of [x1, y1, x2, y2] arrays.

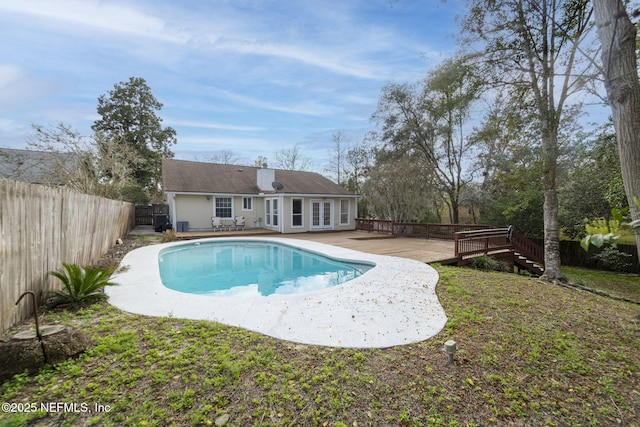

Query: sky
[[0, 0, 464, 171]]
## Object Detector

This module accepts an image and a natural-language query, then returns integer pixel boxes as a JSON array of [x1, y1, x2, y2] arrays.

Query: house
[[0, 148, 78, 186], [162, 159, 359, 233]]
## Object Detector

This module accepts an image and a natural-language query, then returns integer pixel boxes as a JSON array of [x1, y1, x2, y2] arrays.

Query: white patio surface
[[107, 233, 451, 348]]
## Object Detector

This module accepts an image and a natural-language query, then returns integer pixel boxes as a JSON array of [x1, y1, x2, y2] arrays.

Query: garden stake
[[15, 291, 42, 340], [15, 291, 48, 363]]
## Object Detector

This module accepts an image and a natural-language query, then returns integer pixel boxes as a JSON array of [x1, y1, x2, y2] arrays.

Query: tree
[[27, 122, 143, 201], [473, 102, 546, 236], [592, 0, 640, 256], [559, 125, 626, 238], [372, 56, 481, 224], [274, 144, 313, 170], [461, 0, 595, 282], [326, 131, 349, 185], [361, 150, 439, 222], [253, 156, 269, 168], [202, 150, 239, 165], [344, 139, 375, 217], [92, 77, 176, 202]]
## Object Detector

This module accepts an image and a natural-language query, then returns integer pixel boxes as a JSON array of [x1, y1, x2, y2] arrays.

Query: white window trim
[[291, 197, 304, 228], [242, 196, 253, 211], [214, 196, 234, 219], [339, 199, 350, 225]]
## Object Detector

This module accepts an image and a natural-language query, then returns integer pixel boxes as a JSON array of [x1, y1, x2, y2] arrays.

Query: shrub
[[592, 247, 633, 272], [469, 256, 507, 272], [48, 263, 117, 308]]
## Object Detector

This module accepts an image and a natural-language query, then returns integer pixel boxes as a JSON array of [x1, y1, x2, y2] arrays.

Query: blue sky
[[0, 0, 463, 171]]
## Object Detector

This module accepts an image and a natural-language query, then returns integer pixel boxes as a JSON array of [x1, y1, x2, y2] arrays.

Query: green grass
[[1, 266, 639, 426], [563, 266, 640, 302]]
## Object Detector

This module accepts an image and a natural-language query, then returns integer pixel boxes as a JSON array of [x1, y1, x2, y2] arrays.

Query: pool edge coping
[[106, 236, 448, 348]]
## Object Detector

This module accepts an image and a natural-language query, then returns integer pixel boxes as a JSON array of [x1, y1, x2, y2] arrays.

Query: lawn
[[1, 244, 639, 426], [563, 266, 640, 302]]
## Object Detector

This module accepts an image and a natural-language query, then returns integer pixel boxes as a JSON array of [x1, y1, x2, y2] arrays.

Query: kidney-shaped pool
[[159, 240, 373, 297], [107, 237, 446, 348]]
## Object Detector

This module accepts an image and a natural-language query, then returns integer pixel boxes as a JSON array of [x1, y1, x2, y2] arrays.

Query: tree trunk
[[541, 189, 565, 281], [593, 0, 640, 256], [539, 111, 566, 282], [450, 199, 460, 224]]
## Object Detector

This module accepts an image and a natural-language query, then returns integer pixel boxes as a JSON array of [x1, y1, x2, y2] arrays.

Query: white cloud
[[0, 64, 22, 88], [0, 64, 60, 111], [214, 38, 382, 80], [207, 87, 340, 117], [168, 119, 264, 132], [0, 0, 465, 165], [0, 0, 188, 44]]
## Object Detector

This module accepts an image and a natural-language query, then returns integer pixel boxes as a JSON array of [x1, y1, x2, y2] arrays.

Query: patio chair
[[211, 217, 223, 231], [234, 216, 245, 231]]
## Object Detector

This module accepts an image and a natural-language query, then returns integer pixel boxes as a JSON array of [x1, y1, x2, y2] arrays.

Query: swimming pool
[[158, 240, 373, 297], [107, 237, 447, 348]]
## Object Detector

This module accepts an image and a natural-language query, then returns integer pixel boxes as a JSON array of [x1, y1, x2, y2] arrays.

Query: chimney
[[257, 167, 275, 191]]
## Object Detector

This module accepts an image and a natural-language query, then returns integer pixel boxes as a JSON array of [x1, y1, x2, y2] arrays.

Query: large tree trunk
[[542, 189, 565, 281], [540, 124, 567, 282], [593, 1, 640, 256]]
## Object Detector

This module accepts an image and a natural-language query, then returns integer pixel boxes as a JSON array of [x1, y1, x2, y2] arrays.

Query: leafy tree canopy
[[92, 77, 176, 201]]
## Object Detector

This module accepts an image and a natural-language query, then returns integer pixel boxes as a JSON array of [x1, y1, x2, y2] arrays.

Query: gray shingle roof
[[162, 159, 355, 196], [0, 148, 77, 185]]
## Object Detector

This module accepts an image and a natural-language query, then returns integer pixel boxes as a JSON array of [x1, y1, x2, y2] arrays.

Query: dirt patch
[[91, 235, 160, 270]]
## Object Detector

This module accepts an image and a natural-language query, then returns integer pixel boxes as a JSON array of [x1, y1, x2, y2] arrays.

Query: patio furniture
[[211, 217, 223, 231], [234, 216, 245, 231]]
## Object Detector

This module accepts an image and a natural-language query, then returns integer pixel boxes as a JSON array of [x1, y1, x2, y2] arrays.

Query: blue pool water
[[158, 240, 373, 297]]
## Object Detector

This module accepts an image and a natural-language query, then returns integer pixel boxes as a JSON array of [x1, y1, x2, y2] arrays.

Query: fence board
[[530, 238, 639, 272], [0, 179, 135, 335]]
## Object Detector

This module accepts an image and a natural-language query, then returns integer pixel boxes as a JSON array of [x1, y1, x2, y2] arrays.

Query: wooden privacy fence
[[529, 238, 639, 272], [0, 179, 135, 335], [135, 204, 169, 226]]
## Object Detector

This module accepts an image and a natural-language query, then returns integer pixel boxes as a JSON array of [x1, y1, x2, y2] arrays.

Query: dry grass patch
[[1, 250, 639, 426]]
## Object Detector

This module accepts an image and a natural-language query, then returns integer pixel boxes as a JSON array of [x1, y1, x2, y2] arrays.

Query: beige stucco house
[[162, 159, 358, 233]]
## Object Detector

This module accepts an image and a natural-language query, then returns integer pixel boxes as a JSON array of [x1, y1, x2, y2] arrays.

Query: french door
[[265, 198, 279, 229], [311, 200, 333, 229]]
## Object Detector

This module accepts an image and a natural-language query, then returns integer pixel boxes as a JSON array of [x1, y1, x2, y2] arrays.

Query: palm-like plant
[[48, 263, 117, 307]]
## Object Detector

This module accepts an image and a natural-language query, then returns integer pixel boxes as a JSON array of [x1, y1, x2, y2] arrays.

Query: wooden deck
[[166, 229, 456, 264]]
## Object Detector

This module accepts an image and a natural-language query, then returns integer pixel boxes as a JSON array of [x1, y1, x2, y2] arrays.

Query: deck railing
[[355, 219, 544, 268], [355, 219, 491, 240], [454, 228, 512, 259], [454, 227, 544, 266], [511, 230, 544, 264]]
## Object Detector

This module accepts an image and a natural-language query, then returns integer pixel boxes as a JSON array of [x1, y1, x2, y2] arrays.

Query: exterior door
[[265, 198, 279, 229], [311, 200, 333, 229]]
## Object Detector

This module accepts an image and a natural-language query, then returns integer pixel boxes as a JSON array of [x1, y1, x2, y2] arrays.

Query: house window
[[242, 197, 253, 211], [340, 199, 350, 225], [215, 197, 232, 218], [292, 198, 303, 227]]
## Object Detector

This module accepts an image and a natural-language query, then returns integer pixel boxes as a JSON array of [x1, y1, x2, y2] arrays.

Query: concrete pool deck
[[106, 236, 448, 348]]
